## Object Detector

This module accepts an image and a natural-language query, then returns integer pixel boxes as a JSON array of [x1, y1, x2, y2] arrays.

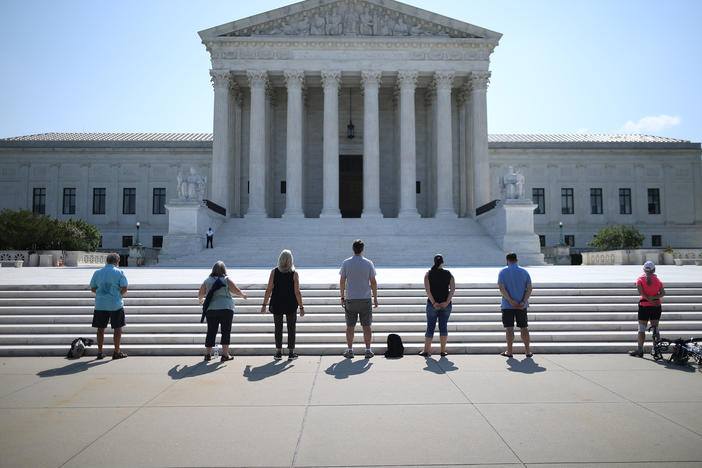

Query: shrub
[[0, 209, 100, 251], [588, 224, 645, 251]]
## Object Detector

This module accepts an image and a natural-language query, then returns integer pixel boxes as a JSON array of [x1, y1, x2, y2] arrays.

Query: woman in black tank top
[[261, 250, 304, 360], [420, 254, 455, 357]]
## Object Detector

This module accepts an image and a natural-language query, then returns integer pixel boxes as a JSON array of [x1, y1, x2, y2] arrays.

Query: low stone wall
[[0, 251, 28, 267], [0, 250, 108, 267], [582, 248, 702, 265], [64, 251, 110, 267]]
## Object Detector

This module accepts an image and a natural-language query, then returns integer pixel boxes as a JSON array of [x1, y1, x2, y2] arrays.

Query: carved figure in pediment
[[410, 21, 427, 36], [281, 20, 297, 35], [376, 13, 392, 36], [310, 14, 326, 35], [326, 8, 343, 35], [392, 18, 409, 36], [359, 6, 374, 35], [295, 14, 310, 35], [343, 8, 359, 34]]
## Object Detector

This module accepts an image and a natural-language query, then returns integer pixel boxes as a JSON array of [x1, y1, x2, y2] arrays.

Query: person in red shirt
[[630, 261, 666, 357]]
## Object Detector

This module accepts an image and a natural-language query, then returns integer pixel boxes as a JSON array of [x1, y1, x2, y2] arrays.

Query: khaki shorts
[[345, 299, 372, 327]]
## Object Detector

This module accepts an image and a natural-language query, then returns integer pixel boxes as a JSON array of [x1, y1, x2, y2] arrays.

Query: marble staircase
[[1, 282, 701, 356]]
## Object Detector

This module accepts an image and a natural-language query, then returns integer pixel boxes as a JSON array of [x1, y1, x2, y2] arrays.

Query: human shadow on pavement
[[325, 358, 373, 379], [37, 358, 110, 377], [422, 356, 458, 374], [506, 356, 546, 374], [243, 360, 294, 382], [168, 361, 225, 380]]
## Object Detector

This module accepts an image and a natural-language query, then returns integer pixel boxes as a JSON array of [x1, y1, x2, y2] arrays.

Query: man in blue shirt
[[497, 252, 533, 358], [90, 253, 128, 359], [339, 239, 378, 359]]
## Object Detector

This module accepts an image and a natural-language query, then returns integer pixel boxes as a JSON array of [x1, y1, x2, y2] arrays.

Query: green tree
[[0, 209, 100, 251], [588, 224, 645, 251]]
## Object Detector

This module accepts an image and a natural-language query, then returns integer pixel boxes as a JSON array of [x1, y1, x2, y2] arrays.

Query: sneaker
[[629, 349, 644, 357], [274, 352, 282, 360], [364, 349, 374, 359], [288, 352, 298, 360], [343, 349, 354, 359], [112, 351, 128, 360]]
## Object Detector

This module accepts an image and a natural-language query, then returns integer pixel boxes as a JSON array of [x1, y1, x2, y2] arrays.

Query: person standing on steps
[[206, 227, 214, 248], [419, 254, 455, 357], [89, 253, 128, 360], [261, 249, 304, 360], [629, 261, 665, 357], [198, 261, 248, 362], [339, 239, 379, 359], [497, 252, 533, 358]]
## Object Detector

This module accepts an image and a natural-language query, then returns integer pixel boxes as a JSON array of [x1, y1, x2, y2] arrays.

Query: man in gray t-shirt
[[339, 239, 378, 359]]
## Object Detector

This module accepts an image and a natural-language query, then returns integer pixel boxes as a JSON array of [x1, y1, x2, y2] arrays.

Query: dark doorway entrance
[[339, 154, 363, 218]]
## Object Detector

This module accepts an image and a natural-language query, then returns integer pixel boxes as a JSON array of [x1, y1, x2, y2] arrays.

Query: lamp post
[[559, 221, 565, 246], [135, 221, 141, 246]]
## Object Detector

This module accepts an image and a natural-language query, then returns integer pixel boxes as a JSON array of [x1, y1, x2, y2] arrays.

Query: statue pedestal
[[543, 246, 572, 265], [162, 200, 223, 257], [477, 199, 545, 265]]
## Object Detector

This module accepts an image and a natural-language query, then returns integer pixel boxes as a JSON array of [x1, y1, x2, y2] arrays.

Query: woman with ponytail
[[420, 254, 455, 357], [629, 261, 665, 357]]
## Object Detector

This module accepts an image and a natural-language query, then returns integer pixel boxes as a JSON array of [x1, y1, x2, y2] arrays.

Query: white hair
[[277, 249, 295, 273]]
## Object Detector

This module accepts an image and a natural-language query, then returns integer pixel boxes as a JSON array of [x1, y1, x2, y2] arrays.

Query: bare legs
[[423, 336, 448, 355], [346, 325, 372, 349], [505, 327, 531, 356], [96, 328, 105, 354]]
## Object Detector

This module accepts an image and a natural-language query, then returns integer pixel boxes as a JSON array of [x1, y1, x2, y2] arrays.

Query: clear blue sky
[[1, 0, 700, 142]]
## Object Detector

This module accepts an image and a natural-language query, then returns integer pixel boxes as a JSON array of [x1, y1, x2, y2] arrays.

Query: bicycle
[[649, 328, 702, 366]]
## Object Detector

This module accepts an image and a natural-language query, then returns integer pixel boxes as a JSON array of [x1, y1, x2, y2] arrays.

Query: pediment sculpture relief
[[226, 1, 478, 38]]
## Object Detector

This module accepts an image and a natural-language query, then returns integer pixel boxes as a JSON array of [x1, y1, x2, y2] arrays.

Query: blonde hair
[[277, 249, 295, 273]]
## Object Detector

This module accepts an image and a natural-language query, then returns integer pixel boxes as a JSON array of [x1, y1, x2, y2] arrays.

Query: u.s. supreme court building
[[1, 0, 700, 266]]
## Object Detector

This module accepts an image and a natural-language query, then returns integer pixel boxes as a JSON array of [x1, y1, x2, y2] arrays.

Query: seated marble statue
[[177, 167, 207, 201], [500, 166, 525, 200]]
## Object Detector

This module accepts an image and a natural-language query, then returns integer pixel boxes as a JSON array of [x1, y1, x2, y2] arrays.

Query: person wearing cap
[[630, 261, 666, 357], [419, 254, 455, 357]]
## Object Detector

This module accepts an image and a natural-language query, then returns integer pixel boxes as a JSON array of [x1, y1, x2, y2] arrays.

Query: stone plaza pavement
[[0, 354, 701, 468]]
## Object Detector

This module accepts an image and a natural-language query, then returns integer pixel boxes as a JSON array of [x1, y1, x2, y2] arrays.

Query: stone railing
[[0, 250, 28, 267], [64, 251, 110, 267], [582, 249, 702, 266], [0, 250, 108, 267]]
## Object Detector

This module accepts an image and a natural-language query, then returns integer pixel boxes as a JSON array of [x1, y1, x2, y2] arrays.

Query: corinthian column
[[320, 70, 341, 218], [398, 70, 420, 218], [361, 70, 382, 218], [210, 70, 231, 215], [246, 70, 268, 218], [469, 71, 490, 213], [282, 70, 305, 218], [434, 71, 456, 218]]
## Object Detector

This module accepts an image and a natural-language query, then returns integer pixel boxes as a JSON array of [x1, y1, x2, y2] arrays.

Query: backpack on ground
[[384, 333, 404, 358], [66, 337, 94, 359]]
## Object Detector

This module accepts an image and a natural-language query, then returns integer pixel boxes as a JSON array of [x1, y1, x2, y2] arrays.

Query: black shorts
[[502, 308, 528, 328], [638, 304, 662, 322], [92, 308, 126, 329]]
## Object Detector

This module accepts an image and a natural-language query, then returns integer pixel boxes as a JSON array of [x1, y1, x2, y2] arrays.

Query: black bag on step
[[384, 333, 404, 358]]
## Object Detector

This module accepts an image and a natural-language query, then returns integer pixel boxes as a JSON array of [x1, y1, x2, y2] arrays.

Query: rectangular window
[[32, 188, 46, 214], [561, 188, 574, 214], [538, 235, 546, 247], [62, 188, 76, 215], [619, 188, 631, 215], [590, 188, 603, 215], [152, 188, 166, 215], [280, 181, 286, 194], [152, 235, 163, 248], [416, 181, 421, 194], [564, 235, 575, 247], [123, 188, 136, 215], [533, 188, 545, 214], [93, 188, 106, 215], [648, 188, 660, 214], [651, 235, 662, 247], [122, 236, 133, 248]]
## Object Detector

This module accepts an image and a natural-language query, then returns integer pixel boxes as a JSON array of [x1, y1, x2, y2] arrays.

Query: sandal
[[96, 352, 104, 360], [500, 351, 513, 358], [112, 351, 128, 360], [418, 351, 430, 357], [220, 354, 233, 362], [440, 351, 448, 357], [525, 352, 534, 358]]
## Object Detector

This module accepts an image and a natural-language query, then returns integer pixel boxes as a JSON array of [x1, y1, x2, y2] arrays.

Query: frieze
[[223, 0, 481, 39]]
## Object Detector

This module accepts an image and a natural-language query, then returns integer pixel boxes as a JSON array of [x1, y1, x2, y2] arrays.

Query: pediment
[[199, 0, 501, 41]]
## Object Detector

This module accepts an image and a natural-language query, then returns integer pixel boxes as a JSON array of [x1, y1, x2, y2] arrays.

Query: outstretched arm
[[260, 270, 275, 314], [227, 278, 248, 300]]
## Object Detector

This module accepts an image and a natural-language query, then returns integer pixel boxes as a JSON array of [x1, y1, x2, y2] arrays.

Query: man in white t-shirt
[[339, 239, 379, 358]]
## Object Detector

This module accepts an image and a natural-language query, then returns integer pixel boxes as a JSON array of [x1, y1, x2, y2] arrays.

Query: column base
[[244, 208, 268, 219], [434, 209, 457, 219], [361, 209, 383, 219], [319, 208, 341, 218], [397, 209, 421, 219], [282, 209, 305, 219]]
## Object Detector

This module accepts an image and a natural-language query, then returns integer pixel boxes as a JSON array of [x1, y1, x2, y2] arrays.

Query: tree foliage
[[0, 209, 100, 251], [588, 224, 645, 251]]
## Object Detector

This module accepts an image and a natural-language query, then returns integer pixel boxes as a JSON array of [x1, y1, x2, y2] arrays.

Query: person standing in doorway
[[629, 261, 665, 357], [497, 252, 533, 358], [90, 253, 128, 360], [340, 239, 378, 358], [261, 249, 304, 360], [420, 254, 455, 357], [206, 227, 214, 248]]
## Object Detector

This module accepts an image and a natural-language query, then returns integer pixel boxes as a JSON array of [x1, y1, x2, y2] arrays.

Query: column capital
[[397, 70, 418, 89], [469, 71, 491, 92], [361, 70, 382, 89], [246, 70, 269, 88], [433, 71, 455, 90], [321, 70, 341, 89], [283, 70, 305, 88], [210, 70, 231, 89]]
